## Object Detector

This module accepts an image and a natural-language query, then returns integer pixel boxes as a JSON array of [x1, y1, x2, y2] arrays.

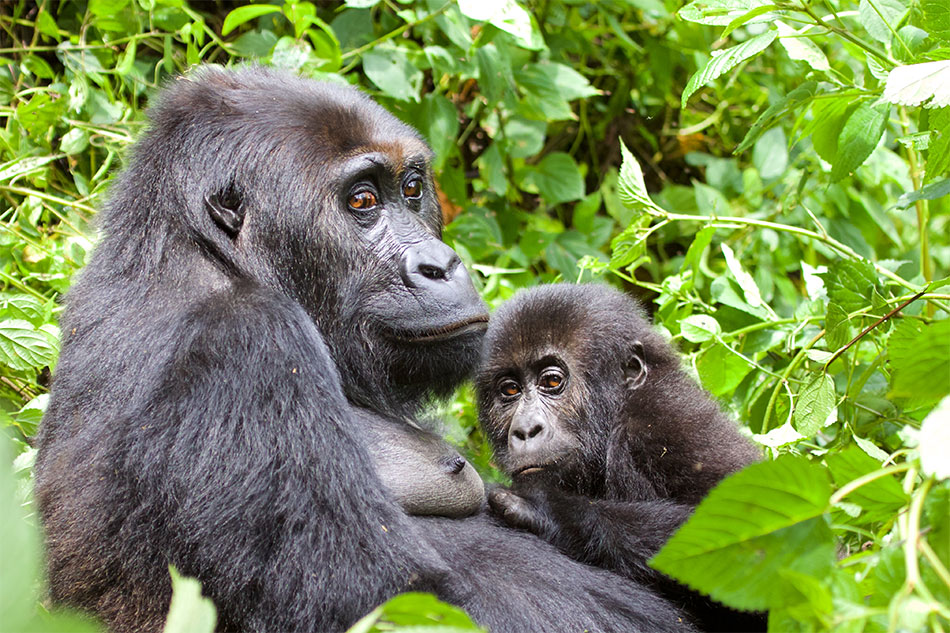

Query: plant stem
[[829, 463, 911, 505], [898, 106, 933, 286], [341, 2, 452, 61]]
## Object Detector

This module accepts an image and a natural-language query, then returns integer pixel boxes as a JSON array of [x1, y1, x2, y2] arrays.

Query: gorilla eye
[[403, 178, 422, 199], [498, 379, 521, 400], [538, 369, 565, 394], [348, 190, 378, 211]]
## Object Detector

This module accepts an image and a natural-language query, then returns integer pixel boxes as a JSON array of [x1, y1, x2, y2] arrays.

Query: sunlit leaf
[[883, 61, 950, 109], [682, 30, 777, 107]]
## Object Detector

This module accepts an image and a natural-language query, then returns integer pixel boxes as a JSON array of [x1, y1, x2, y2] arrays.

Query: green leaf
[[721, 243, 763, 307], [515, 62, 597, 121], [681, 226, 716, 275], [222, 4, 281, 35], [518, 152, 584, 205], [820, 260, 879, 312], [896, 178, 950, 208], [458, 0, 544, 51], [735, 82, 819, 154], [924, 107, 950, 183], [697, 342, 752, 396], [831, 103, 889, 181], [888, 319, 950, 405], [679, 0, 767, 26], [163, 567, 217, 633], [826, 447, 907, 523], [419, 93, 459, 171], [923, 0, 950, 43], [882, 61, 950, 109], [617, 140, 661, 216], [824, 302, 852, 350], [0, 154, 57, 183], [680, 314, 722, 343], [0, 320, 57, 371], [858, 0, 908, 44], [347, 592, 483, 632], [793, 373, 836, 437], [362, 46, 423, 102], [775, 21, 829, 71], [651, 455, 834, 612], [682, 30, 777, 108]]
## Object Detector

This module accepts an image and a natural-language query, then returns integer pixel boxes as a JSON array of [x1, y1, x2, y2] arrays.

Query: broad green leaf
[[419, 94, 459, 171], [775, 21, 829, 71], [923, 0, 950, 43], [721, 243, 762, 307], [0, 320, 57, 371], [163, 567, 216, 633], [831, 103, 889, 181], [793, 373, 836, 437], [515, 62, 597, 121], [735, 82, 819, 154], [652, 455, 834, 611], [858, 0, 908, 44], [752, 127, 788, 180], [222, 4, 281, 35], [680, 314, 722, 342], [348, 592, 483, 632], [0, 155, 58, 183], [883, 61, 950, 109], [682, 226, 717, 274], [679, 0, 768, 26], [824, 302, 852, 350], [924, 107, 950, 183], [920, 397, 950, 480], [617, 140, 661, 216], [820, 260, 878, 312], [888, 319, 950, 405], [826, 447, 907, 524], [458, 0, 544, 50], [697, 342, 752, 396], [517, 152, 584, 205], [682, 30, 777, 108], [896, 178, 950, 208], [362, 46, 423, 102]]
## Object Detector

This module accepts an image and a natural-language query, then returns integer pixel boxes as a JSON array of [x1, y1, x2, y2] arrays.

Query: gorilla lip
[[392, 315, 489, 343], [514, 465, 546, 476]]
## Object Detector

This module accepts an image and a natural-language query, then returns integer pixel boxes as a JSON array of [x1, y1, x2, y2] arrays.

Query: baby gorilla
[[476, 284, 764, 632]]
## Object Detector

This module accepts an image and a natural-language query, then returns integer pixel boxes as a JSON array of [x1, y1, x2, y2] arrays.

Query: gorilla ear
[[205, 185, 244, 238], [623, 341, 647, 390]]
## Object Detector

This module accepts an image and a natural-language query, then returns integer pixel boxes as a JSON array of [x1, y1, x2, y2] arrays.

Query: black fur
[[35, 68, 690, 633], [477, 283, 765, 632]]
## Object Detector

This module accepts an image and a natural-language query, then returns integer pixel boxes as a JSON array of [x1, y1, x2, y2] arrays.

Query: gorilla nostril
[[418, 263, 446, 281], [527, 424, 543, 439], [512, 429, 526, 442]]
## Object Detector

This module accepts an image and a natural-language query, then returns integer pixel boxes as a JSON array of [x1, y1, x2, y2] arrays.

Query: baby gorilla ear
[[623, 341, 648, 390], [205, 184, 244, 238]]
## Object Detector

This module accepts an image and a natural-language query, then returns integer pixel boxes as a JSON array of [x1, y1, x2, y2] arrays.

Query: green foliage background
[[0, 0, 947, 631]]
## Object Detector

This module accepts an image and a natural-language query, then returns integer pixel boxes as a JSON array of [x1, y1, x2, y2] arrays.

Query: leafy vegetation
[[0, 0, 947, 631]]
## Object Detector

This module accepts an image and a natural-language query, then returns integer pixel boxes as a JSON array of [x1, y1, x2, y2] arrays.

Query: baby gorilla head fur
[[477, 282, 760, 507]]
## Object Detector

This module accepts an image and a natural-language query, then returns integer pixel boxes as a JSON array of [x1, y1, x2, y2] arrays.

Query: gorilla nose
[[400, 240, 461, 287], [509, 416, 548, 452]]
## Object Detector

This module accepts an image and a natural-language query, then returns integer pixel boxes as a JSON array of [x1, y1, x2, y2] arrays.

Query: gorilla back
[[35, 67, 688, 633]]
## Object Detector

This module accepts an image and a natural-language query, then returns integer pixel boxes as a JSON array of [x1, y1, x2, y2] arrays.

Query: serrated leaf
[[680, 314, 722, 343], [794, 373, 836, 436], [826, 446, 907, 524], [721, 243, 762, 307], [651, 456, 834, 611], [820, 260, 878, 312], [923, 0, 950, 43], [888, 319, 950, 405], [682, 30, 777, 107], [221, 4, 281, 35], [735, 82, 819, 154], [0, 319, 57, 370], [859, 0, 908, 44], [824, 302, 852, 350], [883, 61, 950, 109], [831, 103, 889, 181], [163, 567, 217, 633], [924, 107, 950, 183], [458, 0, 544, 50], [896, 178, 950, 208], [679, 0, 768, 26], [0, 155, 58, 183], [920, 397, 950, 480], [617, 140, 661, 216], [775, 21, 829, 71], [697, 342, 752, 396]]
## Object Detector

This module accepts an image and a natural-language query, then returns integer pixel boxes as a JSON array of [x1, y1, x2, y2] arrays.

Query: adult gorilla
[[35, 66, 689, 633]]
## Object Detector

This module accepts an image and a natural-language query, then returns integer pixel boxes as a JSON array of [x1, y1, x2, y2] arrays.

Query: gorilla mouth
[[391, 315, 489, 343], [513, 465, 546, 476]]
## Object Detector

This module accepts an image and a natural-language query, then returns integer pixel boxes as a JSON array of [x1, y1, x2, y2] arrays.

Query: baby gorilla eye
[[538, 368, 565, 393], [348, 190, 378, 211], [403, 178, 422, 199], [498, 378, 521, 399]]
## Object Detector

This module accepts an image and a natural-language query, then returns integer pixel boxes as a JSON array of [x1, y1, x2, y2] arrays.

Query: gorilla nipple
[[442, 454, 467, 475]]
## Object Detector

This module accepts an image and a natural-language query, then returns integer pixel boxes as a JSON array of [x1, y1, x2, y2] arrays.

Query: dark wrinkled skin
[[477, 283, 766, 632], [35, 67, 692, 633]]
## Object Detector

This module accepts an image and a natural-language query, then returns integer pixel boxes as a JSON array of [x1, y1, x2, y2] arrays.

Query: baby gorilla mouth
[[392, 315, 489, 343], [513, 464, 547, 476]]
